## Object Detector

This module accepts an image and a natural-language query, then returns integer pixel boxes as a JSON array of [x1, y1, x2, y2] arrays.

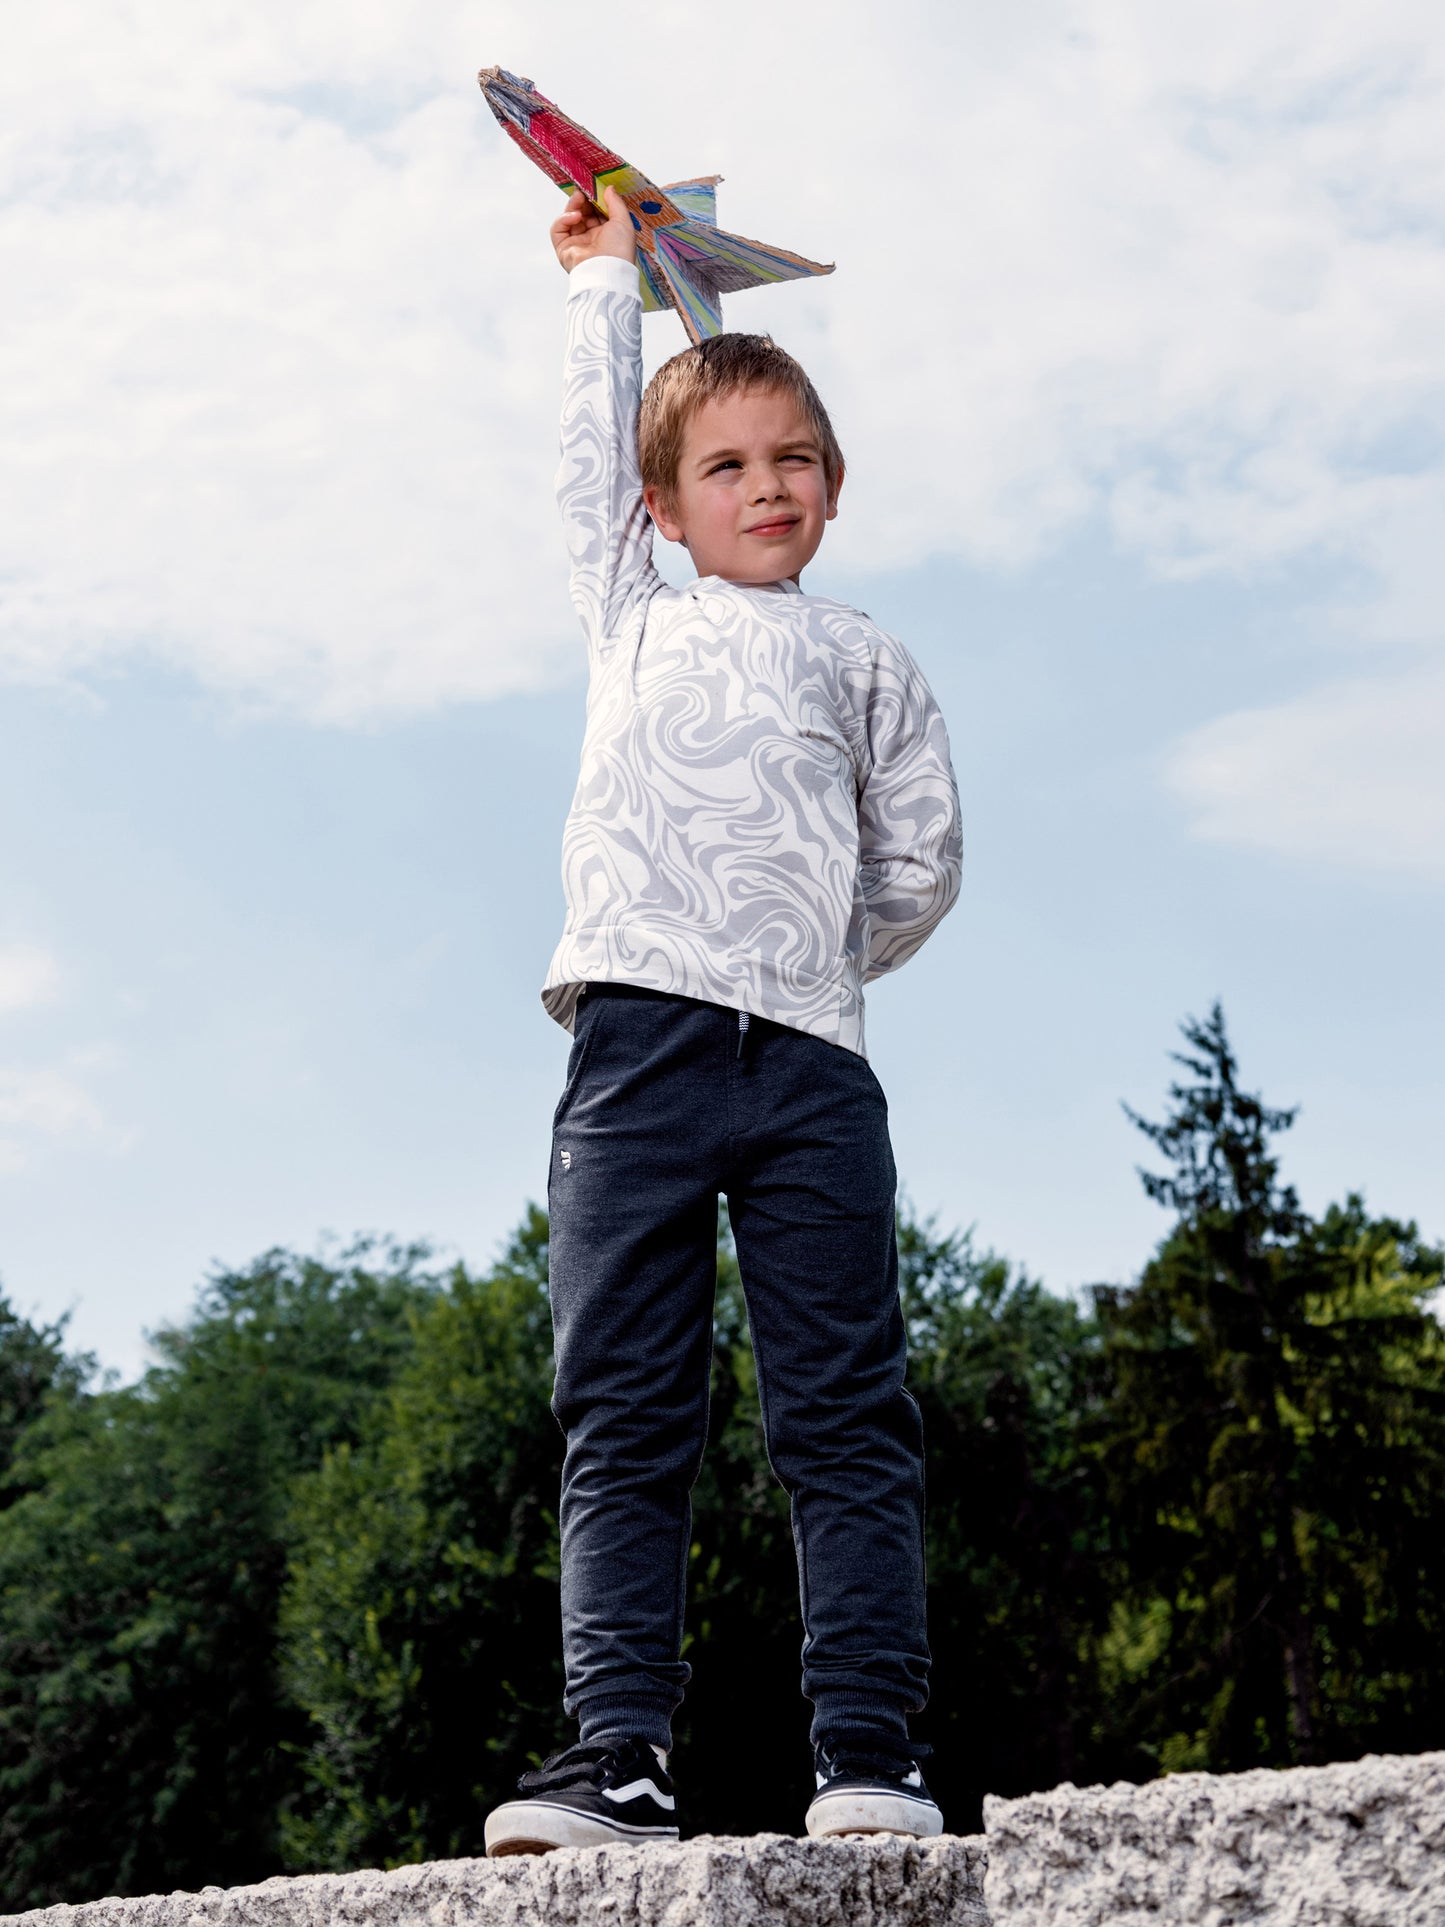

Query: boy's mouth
[[744, 516, 800, 538]]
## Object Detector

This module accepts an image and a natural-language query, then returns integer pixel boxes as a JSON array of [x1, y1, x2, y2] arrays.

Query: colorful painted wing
[[661, 176, 721, 225], [652, 235, 725, 340], [637, 252, 670, 314]]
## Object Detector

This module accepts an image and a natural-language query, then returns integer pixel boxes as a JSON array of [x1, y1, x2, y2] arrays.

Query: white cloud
[[0, 946, 59, 1015], [0, 950, 112, 1170], [2, 0, 1443, 743], [0, 1063, 105, 1174], [1167, 665, 1445, 879]]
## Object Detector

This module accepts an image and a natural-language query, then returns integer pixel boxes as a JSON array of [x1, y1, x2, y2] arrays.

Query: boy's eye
[[705, 453, 814, 475]]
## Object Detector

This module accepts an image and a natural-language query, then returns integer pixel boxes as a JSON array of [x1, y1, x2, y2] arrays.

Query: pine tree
[[1092, 1005, 1445, 1771]]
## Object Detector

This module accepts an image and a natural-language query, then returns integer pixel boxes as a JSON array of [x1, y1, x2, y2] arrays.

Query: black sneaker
[[484, 1739, 681, 1855], [805, 1739, 944, 1838]]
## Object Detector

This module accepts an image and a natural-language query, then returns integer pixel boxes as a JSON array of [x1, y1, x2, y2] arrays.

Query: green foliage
[[279, 1209, 564, 1870], [0, 1292, 86, 1510], [1089, 1006, 1445, 1774], [898, 1214, 1121, 1820], [0, 1245, 435, 1911]]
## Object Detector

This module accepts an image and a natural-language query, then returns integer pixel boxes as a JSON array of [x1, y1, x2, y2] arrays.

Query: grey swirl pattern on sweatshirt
[[542, 254, 962, 1058]]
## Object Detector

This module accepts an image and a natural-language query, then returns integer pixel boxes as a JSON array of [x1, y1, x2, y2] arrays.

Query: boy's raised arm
[[552, 187, 660, 651]]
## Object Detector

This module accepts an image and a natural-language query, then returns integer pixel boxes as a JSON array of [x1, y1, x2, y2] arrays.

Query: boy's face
[[643, 384, 840, 587]]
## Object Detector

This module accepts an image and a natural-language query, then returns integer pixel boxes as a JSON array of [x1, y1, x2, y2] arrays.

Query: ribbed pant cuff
[[810, 1691, 914, 1752], [576, 1693, 675, 1752]]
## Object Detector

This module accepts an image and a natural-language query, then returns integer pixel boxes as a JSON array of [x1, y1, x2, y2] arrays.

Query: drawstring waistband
[[579, 982, 757, 1061]]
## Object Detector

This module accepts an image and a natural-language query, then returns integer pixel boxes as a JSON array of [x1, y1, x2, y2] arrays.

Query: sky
[[2, 0, 1442, 1376]]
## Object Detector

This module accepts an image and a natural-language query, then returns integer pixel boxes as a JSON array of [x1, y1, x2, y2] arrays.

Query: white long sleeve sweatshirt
[[540, 255, 962, 1058]]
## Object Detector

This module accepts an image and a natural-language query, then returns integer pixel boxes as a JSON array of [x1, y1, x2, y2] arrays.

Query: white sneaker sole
[[485, 1798, 680, 1856], [805, 1788, 945, 1839]]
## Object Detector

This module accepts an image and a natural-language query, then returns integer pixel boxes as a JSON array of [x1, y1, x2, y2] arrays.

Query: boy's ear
[[643, 484, 687, 545], [826, 461, 845, 522]]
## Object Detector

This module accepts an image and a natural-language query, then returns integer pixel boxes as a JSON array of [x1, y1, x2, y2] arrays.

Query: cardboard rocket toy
[[479, 67, 834, 345]]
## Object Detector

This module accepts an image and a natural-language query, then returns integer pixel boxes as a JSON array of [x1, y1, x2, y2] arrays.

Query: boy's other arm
[[856, 640, 963, 981], [552, 187, 659, 650]]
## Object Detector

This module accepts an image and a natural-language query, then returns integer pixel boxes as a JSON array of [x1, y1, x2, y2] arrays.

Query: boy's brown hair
[[638, 333, 845, 511]]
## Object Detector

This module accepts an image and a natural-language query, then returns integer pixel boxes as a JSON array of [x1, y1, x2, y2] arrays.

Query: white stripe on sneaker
[[602, 1778, 676, 1809]]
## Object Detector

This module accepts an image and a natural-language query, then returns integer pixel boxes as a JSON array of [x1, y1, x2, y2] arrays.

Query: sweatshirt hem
[[542, 932, 866, 1058]]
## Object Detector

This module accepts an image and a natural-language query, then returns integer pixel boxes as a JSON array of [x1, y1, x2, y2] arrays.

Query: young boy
[[485, 187, 961, 1855]]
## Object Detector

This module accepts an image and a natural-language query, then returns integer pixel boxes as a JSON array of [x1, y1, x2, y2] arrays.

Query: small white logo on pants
[[559, 1148, 572, 1171]]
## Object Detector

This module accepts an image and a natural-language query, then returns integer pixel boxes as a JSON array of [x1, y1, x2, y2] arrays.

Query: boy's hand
[[551, 185, 636, 273]]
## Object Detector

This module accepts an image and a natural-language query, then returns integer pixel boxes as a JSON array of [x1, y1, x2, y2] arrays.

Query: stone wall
[[6, 1751, 1441, 1927], [984, 1748, 1445, 1927], [2, 1837, 989, 1927]]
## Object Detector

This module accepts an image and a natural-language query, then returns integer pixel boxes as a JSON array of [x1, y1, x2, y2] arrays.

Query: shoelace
[[817, 1741, 932, 1781], [517, 1742, 628, 1794]]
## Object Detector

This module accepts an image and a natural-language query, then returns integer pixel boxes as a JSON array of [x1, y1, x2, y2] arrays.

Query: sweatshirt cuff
[[567, 254, 642, 301]]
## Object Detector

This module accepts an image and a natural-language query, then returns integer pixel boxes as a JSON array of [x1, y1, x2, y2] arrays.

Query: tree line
[[0, 1006, 1441, 1909]]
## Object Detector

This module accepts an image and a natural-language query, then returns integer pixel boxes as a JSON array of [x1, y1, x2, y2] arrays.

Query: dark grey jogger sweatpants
[[546, 982, 930, 1753]]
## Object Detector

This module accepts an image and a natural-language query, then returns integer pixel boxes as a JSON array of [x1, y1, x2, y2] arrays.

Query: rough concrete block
[[983, 1749, 1445, 1927], [2, 1833, 990, 1927], [10, 1751, 1440, 1927]]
